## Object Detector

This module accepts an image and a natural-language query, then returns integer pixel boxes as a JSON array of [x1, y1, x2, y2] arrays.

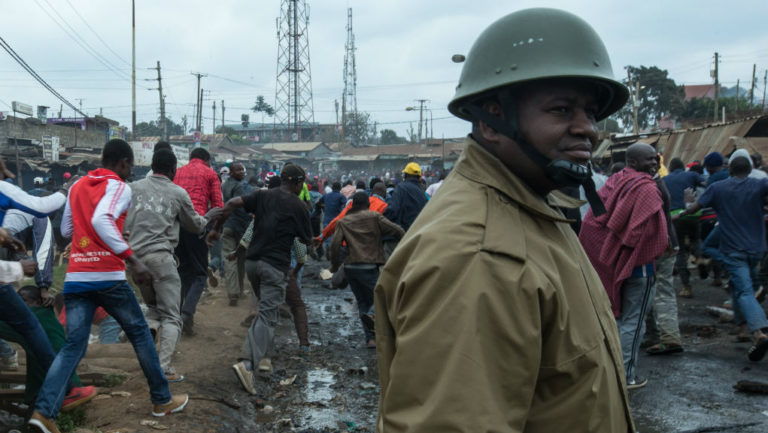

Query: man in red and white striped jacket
[[29, 140, 188, 433]]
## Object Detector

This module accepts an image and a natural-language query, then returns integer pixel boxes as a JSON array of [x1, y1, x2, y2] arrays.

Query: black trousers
[[176, 228, 209, 320]]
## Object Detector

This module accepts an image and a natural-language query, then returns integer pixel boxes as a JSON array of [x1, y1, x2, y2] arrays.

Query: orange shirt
[[319, 195, 387, 241]]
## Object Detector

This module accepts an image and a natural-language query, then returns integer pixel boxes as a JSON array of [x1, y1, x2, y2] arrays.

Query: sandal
[[646, 343, 683, 355]]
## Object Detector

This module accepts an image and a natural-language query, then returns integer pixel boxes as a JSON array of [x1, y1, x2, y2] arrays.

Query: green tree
[[252, 95, 275, 125], [597, 117, 620, 133], [380, 128, 404, 145], [617, 66, 684, 131], [134, 116, 184, 137], [345, 111, 372, 146], [679, 96, 752, 122]]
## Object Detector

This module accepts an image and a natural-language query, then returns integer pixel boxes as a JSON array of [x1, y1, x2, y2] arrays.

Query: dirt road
[[5, 259, 768, 432]]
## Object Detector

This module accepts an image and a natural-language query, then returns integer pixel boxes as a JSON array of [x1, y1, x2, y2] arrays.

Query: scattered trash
[[263, 405, 274, 413], [319, 269, 333, 280], [93, 394, 112, 401], [348, 366, 368, 375], [360, 382, 376, 390], [110, 391, 131, 397], [763, 410, 768, 417], [140, 419, 168, 430], [706, 306, 735, 322], [277, 418, 293, 427], [280, 375, 297, 386]]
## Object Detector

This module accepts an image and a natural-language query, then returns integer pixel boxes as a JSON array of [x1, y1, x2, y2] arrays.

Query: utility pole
[[415, 99, 428, 143], [131, 0, 136, 139], [197, 88, 204, 133], [191, 72, 206, 133], [750, 63, 757, 107], [736, 79, 740, 109], [763, 70, 767, 112], [150, 61, 167, 140], [221, 100, 225, 130], [713, 52, 719, 122], [334, 99, 339, 125], [212, 100, 216, 133]]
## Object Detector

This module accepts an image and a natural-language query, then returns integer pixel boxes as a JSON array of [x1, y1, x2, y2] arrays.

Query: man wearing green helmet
[[374, 8, 634, 433]]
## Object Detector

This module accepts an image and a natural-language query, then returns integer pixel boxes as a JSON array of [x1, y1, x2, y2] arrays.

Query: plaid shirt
[[174, 158, 223, 216], [579, 167, 668, 317]]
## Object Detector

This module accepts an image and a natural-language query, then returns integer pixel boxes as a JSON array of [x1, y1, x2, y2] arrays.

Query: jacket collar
[[455, 136, 576, 223], [88, 168, 122, 181]]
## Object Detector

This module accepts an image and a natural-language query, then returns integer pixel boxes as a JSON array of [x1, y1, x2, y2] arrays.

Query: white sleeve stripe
[[108, 182, 125, 215]]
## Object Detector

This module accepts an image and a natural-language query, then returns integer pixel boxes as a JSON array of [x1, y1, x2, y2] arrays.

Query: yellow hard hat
[[402, 162, 422, 176]]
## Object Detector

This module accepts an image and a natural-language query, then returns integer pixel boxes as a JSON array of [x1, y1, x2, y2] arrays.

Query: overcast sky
[[1, 0, 767, 140]]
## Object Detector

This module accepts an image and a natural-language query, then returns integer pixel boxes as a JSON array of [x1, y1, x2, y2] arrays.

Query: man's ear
[[476, 100, 505, 144]]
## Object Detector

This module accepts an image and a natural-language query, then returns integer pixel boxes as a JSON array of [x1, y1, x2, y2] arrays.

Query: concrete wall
[[0, 116, 108, 151]]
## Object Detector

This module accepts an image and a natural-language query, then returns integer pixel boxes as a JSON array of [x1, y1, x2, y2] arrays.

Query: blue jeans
[[616, 275, 656, 383], [702, 226, 723, 264], [345, 265, 379, 342], [35, 281, 170, 418], [722, 252, 768, 333], [0, 284, 57, 370]]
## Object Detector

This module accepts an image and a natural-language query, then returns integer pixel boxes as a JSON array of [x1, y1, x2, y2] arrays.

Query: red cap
[[63, 172, 72, 180]]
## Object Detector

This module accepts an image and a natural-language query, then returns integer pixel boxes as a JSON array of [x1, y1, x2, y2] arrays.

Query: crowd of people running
[[4, 7, 768, 433]]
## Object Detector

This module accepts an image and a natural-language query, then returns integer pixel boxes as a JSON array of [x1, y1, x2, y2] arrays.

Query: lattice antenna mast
[[341, 7, 358, 133], [274, 0, 315, 142]]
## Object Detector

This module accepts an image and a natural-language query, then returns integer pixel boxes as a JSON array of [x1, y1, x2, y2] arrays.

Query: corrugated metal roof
[[657, 117, 761, 162], [594, 116, 768, 163], [338, 155, 378, 161], [260, 142, 324, 152]]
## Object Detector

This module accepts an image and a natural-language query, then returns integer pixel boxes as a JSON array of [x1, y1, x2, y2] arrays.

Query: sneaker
[[366, 339, 377, 349], [61, 385, 98, 411], [229, 298, 238, 307], [0, 350, 18, 371], [258, 358, 273, 373], [165, 372, 185, 383], [207, 267, 219, 288], [28, 411, 61, 433], [627, 377, 648, 390], [299, 345, 310, 353], [747, 337, 768, 362], [678, 286, 693, 298], [232, 361, 257, 395], [697, 259, 709, 280], [182, 317, 195, 336], [152, 393, 189, 417]]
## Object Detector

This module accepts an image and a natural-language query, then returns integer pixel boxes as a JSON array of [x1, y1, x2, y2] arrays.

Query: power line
[[63, 0, 131, 67], [0, 36, 85, 116], [33, 0, 129, 82]]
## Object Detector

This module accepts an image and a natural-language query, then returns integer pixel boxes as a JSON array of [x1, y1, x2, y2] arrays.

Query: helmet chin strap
[[464, 105, 606, 216]]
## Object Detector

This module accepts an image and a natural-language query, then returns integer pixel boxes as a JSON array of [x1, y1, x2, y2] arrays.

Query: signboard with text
[[12, 101, 33, 116], [42, 136, 60, 162]]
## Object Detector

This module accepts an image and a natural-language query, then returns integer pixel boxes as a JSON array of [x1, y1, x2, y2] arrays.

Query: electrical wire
[[63, 0, 131, 67], [33, 0, 130, 82], [0, 36, 85, 116]]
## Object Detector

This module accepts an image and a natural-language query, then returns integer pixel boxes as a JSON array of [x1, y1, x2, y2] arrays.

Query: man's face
[[115, 158, 133, 181], [628, 150, 658, 175], [481, 80, 600, 193], [231, 164, 246, 181]]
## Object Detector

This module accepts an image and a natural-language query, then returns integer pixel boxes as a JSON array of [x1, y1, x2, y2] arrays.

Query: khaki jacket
[[375, 138, 633, 433]]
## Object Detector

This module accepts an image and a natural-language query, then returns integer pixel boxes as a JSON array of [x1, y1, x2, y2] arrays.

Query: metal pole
[[131, 0, 136, 138], [713, 52, 719, 122]]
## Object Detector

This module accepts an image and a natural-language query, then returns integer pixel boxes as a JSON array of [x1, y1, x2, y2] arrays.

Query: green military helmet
[[448, 8, 629, 122]]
